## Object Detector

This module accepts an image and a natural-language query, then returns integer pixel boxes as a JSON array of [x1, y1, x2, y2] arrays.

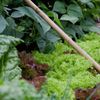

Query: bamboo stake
[[25, 0, 100, 72]]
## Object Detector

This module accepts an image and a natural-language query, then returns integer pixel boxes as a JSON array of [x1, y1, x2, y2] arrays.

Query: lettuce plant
[[33, 33, 100, 99]]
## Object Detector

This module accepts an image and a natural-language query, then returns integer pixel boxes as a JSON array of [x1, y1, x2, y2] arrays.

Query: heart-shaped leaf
[[12, 7, 51, 34], [67, 4, 83, 18], [53, 1, 67, 14], [60, 14, 79, 24]]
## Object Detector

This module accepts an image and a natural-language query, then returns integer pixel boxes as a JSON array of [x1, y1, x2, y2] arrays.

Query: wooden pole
[[24, 0, 100, 72]]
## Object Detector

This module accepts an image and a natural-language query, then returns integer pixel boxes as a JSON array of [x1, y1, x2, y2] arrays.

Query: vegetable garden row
[[0, 0, 100, 99]]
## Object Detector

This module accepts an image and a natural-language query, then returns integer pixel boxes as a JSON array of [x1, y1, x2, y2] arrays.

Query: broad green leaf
[[72, 25, 85, 37], [79, 0, 91, 4], [34, 22, 44, 36], [80, 17, 99, 33], [88, 26, 100, 33], [6, 17, 17, 29], [11, 11, 25, 18], [2, 17, 24, 38], [60, 14, 79, 24], [0, 80, 43, 100], [87, 2, 95, 8], [81, 24, 100, 33], [67, 4, 83, 18], [37, 37, 46, 52], [36, 35, 57, 53], [53, 1, 67, 14], [0, 15, 8, 33], [0, 35, 22, 81], [2, 26, 24, 38], [64, 27, 77, 39], [80, 17, 96, 26], [14, 6, 50, 34], [46, 29, 60, 43]]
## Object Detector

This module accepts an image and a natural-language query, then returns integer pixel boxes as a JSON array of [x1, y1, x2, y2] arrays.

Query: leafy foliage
[[33, 33, 100, 99], [1, 0, 100, 99], [0, 35, 22, 81], [0, 35, 50, 100], [0, 0, 60, 53], [11, 6, 50, 34], [0, 0, 100, 53], [10, 6, 60, 53], [39, 0, 100, 38], [0, 80, 41, 100], [0, 0, 12, 13]]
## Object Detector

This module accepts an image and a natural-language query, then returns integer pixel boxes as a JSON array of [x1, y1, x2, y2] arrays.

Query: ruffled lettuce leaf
[[34, 33, 100, 99]]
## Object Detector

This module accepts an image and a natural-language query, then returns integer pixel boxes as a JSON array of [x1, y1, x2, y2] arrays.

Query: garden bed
[[0, 31, 100, 100], [31, 33, 100, 99], [0, 0, 100, 99]]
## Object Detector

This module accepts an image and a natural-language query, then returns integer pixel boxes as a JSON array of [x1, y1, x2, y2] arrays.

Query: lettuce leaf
[[34, 33, 100, 99], [0, 35, 22, 81]]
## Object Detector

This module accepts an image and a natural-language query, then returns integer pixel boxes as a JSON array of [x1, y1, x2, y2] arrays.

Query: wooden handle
[[24, 0, 100, 72]]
